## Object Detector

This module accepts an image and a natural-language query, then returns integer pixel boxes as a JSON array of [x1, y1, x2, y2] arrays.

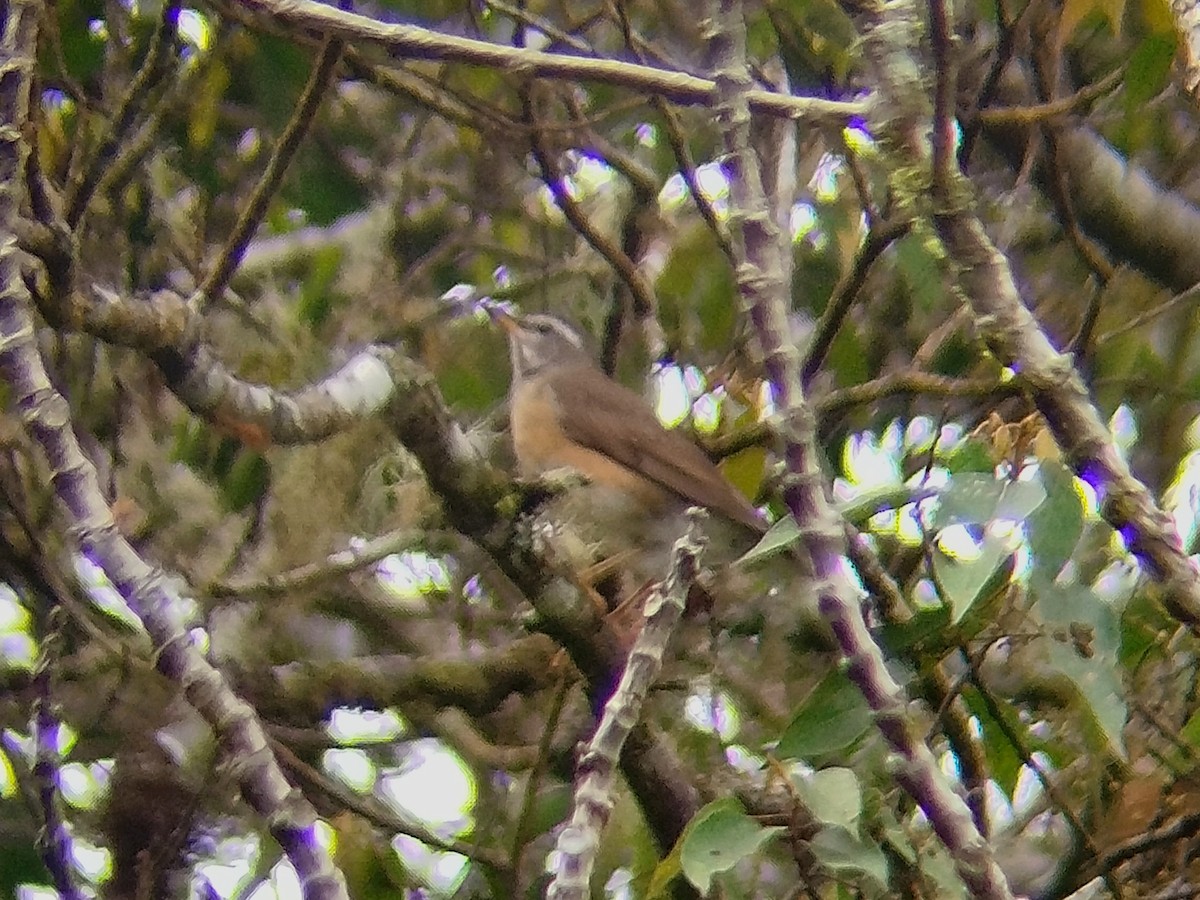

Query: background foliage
[[3, 0, 1200, 898]]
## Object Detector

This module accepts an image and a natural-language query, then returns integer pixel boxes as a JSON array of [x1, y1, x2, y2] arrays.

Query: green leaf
[[895, 233, 944, 313], [944, 437, 996, 473], [678, 798, 784, 894], [1120, 589, 1173, 669], [656, 226, 737, 353], [1059, 0, 1126, 44], [737, 515, 802, 566], [809, 825, 889, 888], [963, 687, 1025, 796], [645, 838, 684, 900], [55, 0, 107, 84], [720, 401, 769, 509], [219, 451, 270, 512], [1181, 708, 1200, 749], [1046, 642, 1127, 758], [879, 606, 952, 655], [919, 844, 970, 900], [1032, 576, 1127, 757], [1027, 461, 1085, 578], [777, 671, 873, 759], [836, 485, 936, 526], [1125, 34, 1176, 107], [933, 474, 1046, 529], [297, 245, 344, 330], [1032, 574, 1123, 659], [931, 532, 1013, 623], [792, 767, 862, 829], [876, 805, 917, 865]]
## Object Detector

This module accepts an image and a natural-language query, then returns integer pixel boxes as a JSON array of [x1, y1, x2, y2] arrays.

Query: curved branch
[[230, 0, 865, 121], [196, 34, 345, 309]]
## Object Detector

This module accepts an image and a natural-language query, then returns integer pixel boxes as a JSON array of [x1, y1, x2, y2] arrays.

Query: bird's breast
[[510, 375, 672, 510]]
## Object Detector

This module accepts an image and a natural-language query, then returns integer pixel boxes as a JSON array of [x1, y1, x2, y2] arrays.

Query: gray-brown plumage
[[491, 308, 772, 603], [493, 309, 764, 531]]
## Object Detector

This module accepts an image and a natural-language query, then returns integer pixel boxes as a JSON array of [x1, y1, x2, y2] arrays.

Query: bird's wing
[[550, 365, 764, 533]]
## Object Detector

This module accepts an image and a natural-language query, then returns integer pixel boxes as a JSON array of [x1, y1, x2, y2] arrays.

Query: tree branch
[[230, 0, 864, 121], [0, 5, 349, 895], [710, 1, 1015, 896]]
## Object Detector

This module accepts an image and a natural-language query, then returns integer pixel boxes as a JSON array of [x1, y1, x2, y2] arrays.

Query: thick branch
[[546, 515, 704, 899], [230, 0, 864, 121], [710, 1, 1015, 897], [0, 6, 348, 895], [983, 114, 1200, 291], [261, 636, 561, 720]]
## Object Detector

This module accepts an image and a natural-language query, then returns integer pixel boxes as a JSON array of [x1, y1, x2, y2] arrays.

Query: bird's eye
[[532, 321, 553, 334]]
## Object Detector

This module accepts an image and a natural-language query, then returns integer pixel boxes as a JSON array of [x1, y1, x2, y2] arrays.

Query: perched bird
[[489, 307, 773, 608]]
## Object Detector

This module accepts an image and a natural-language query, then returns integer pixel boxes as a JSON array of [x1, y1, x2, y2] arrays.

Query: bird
[[489, 306, 776, 613]]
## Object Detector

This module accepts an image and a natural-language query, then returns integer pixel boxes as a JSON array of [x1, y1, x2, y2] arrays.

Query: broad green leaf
[[944, 437, 996, 473], [933, 473, 1045, 529], [56, 2, 107, 84], [837, 485, 936, 526], [678, 798, 784, 894], [1032, 575, 1122, 658], [920, 844, 970, 900], [1027, 461, 1085, 578], [963, 687, 1025, 796], [721, 401, 769, 506], [876, 805, 916, 865], [1120, 589, 1173, 669], [526, 783, 572, 839], [931, 532, 1012, 623], [737, 515, 802, 566], [1058, 0, 1126, 45], [645, 835, 683, 899], [826, 321, 870, 387], [297, 245, 344, 330], [1045, 642, 1127, 758], [1181, 708, 1200, 749], [777, 671, 873, 759], [1033, 575, 1126, 756], [720, 442, 768, 516], [809, 825, 889, 888], [792, 767, 862, 829], [879, 606, 952, 655], [188, 60, 231, 149], [656, 226, 737, 353], [1125, 35, 1177, 106], [219, 451, 270, 512], [895, 233, 944, 313]]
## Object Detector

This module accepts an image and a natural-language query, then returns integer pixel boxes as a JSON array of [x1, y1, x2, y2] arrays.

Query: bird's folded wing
[[552, 365, 765, 533]]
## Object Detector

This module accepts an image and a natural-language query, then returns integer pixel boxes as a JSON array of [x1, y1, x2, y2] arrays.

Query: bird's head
[[488, 308, 593, 379]]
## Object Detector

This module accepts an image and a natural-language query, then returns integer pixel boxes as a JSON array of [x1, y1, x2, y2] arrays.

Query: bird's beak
[[486, 304, 521, 335]]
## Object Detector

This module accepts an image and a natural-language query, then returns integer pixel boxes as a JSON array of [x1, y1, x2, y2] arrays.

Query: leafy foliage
[[3, 0, 1200, 898]]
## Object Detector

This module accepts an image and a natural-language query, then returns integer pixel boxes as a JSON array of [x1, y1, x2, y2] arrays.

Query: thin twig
[[207, 528, 426, 599], [522, 85, 658, 327], [1096, 280, 1200, 345], [977, 67, 1124, 125], [270, 738, 511, 871], [64, 0, 181, 226], [195, 34, 344, 309], [801, 216, 911, 385]]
